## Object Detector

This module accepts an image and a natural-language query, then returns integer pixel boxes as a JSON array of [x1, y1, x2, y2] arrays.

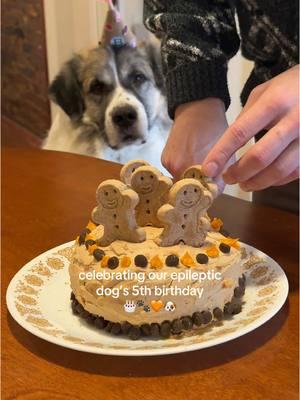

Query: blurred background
[[2, 0, 253, 200]]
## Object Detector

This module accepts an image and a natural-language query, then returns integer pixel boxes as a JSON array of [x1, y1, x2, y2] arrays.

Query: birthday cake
[[69, 160, 246, 340]]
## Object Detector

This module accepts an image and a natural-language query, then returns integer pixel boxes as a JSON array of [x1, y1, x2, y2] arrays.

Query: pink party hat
[[99, 0, 137, 48]]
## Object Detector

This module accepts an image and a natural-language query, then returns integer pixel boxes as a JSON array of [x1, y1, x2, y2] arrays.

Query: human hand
[[202, 65, 299, 191], [161, 98, 232, 190]]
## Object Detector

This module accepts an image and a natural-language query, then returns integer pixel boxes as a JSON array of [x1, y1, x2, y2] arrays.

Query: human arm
[[144, 0, 240, 180]]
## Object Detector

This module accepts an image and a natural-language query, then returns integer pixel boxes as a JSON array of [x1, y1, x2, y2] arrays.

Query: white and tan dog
[[44, 41, 171, 171]]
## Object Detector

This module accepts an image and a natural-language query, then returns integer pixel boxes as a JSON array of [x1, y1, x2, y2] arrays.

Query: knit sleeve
[[144, 0, 240, 118]]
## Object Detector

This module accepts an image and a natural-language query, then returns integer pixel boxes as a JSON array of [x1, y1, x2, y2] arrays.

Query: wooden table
[[2, 148, 299, 400]]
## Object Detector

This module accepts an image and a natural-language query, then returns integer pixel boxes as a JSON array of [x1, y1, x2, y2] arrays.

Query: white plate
[[6, 241, 288, 356]]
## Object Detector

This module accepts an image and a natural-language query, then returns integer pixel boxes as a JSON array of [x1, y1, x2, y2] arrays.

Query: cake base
[[71, 274, 245, 340]]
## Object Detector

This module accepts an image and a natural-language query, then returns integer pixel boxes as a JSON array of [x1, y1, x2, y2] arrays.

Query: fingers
[[223, 107, 299, 184], [273, 168, 300, 186], [202, 92, 281, 177], [239, 140, 299, 191]]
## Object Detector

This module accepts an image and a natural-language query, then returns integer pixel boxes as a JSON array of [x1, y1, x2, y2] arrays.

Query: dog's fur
[[44, 42, 171, 171]]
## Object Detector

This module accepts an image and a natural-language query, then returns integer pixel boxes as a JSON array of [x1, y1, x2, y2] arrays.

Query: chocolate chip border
[[77, 231, 240, 268], [70, 274, 246, 340]]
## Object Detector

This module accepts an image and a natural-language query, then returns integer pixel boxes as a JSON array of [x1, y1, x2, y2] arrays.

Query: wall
[[2, 0, 51, 137]]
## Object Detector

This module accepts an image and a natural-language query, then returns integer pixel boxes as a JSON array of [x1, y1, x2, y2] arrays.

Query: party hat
[[99, 0, 137, 48]]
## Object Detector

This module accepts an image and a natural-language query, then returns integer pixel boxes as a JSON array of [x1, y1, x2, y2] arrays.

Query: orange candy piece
[[150, 255, 164, 270], [180, 251, 195, 267], [211, 217, 223, 231], [87, 244, 98, 255], [221, 237, 240, 249], [86, 220, 97, 231], [121, 256, 131, 268], [206, 246, 219, 258], [101, 255, 110, 268]]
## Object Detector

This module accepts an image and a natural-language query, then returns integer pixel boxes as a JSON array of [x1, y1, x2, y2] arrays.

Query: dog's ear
[[143, 37, 165, 91], [49, 55, 85, 121]]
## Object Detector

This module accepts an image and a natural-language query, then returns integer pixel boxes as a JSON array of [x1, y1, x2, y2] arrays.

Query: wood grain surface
[[2, 149, 299, 400]]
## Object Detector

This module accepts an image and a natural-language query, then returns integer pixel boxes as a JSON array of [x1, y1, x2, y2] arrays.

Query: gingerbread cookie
[[91, 179, 146, 246], [120, 160, 150, 186], [130, 166, 172, 227], [156, 178, 213, 247], [183, 165, 218, 199]]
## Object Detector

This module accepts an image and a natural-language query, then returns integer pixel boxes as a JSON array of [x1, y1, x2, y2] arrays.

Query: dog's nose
[[112, 106, 137, 129]]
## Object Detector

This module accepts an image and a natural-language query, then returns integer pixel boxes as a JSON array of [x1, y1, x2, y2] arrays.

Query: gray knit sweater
[[144, 0, 299, 118]]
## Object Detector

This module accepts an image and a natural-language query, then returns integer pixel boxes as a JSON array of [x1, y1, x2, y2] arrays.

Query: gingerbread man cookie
[[156, 178, 213, 247], [91, 179, 146, 246], [183, 165, 218, 199], [120, 159, 150, 186], [130, 166, 172, 227]]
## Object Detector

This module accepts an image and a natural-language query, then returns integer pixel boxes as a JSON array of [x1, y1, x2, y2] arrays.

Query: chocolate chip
[[71, 301, 79, 314], [108, 256, 119, 269], [85, 315, 96, 325], [141, 323, 151, 336], [160, 321, 171, 338], [146, 209, 151, 214], [234, 286, 245, 298], [111, 322, 121, 335], [196, 253, 209, 264], [94, 316, 106, 329], [105, 322, 114, 332], [93, 248, 105, 261], [181, 316, 193, 330], [134, 254, 148, 268], [78, 230, 89, 245], [75, 303, 84, 314], [224, 302, 234, 315], [213, 307, 224, 321], [85, 239, 96, 249], [121, 321, 132, 334], [192, 312, 203, 326], [81, 310, 90, 319], [150, 323, 160, 336], [128, 326, 141, 340], [165, 254, 179, 267], [70, 292, 75, 301], [171, 319, 183, 334], [219, 243, 231, 254], [201, 311, 212, 324], [232, 303, 242, 315]]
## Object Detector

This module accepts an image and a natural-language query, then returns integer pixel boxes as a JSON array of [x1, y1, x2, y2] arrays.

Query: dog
[[43, 41, 171, 172]]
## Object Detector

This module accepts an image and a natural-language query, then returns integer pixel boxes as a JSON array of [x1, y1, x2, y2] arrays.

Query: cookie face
[[183, 166, 205, 181], [120, 160, 149, 185], [131, 168, 160, 195], [177, 183, 202, 209], [97, 184, 123, 209]]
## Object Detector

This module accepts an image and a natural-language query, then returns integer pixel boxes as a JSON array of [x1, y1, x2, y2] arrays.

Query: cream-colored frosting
[[69, 227, 243, 324]]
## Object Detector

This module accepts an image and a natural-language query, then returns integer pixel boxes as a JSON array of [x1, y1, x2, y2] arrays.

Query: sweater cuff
[[166, 61, 230, 119]]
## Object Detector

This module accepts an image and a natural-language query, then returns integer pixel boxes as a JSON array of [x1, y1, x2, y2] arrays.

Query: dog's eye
[[131, 72, 147, 85], [89, 80, 107, 95]]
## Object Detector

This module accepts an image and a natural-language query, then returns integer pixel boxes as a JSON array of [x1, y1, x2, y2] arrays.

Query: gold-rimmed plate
[[6, 241, 288, 356]]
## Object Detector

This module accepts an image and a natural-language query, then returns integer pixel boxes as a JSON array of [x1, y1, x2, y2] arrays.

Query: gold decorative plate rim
[[6, 241, 289, 356]]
